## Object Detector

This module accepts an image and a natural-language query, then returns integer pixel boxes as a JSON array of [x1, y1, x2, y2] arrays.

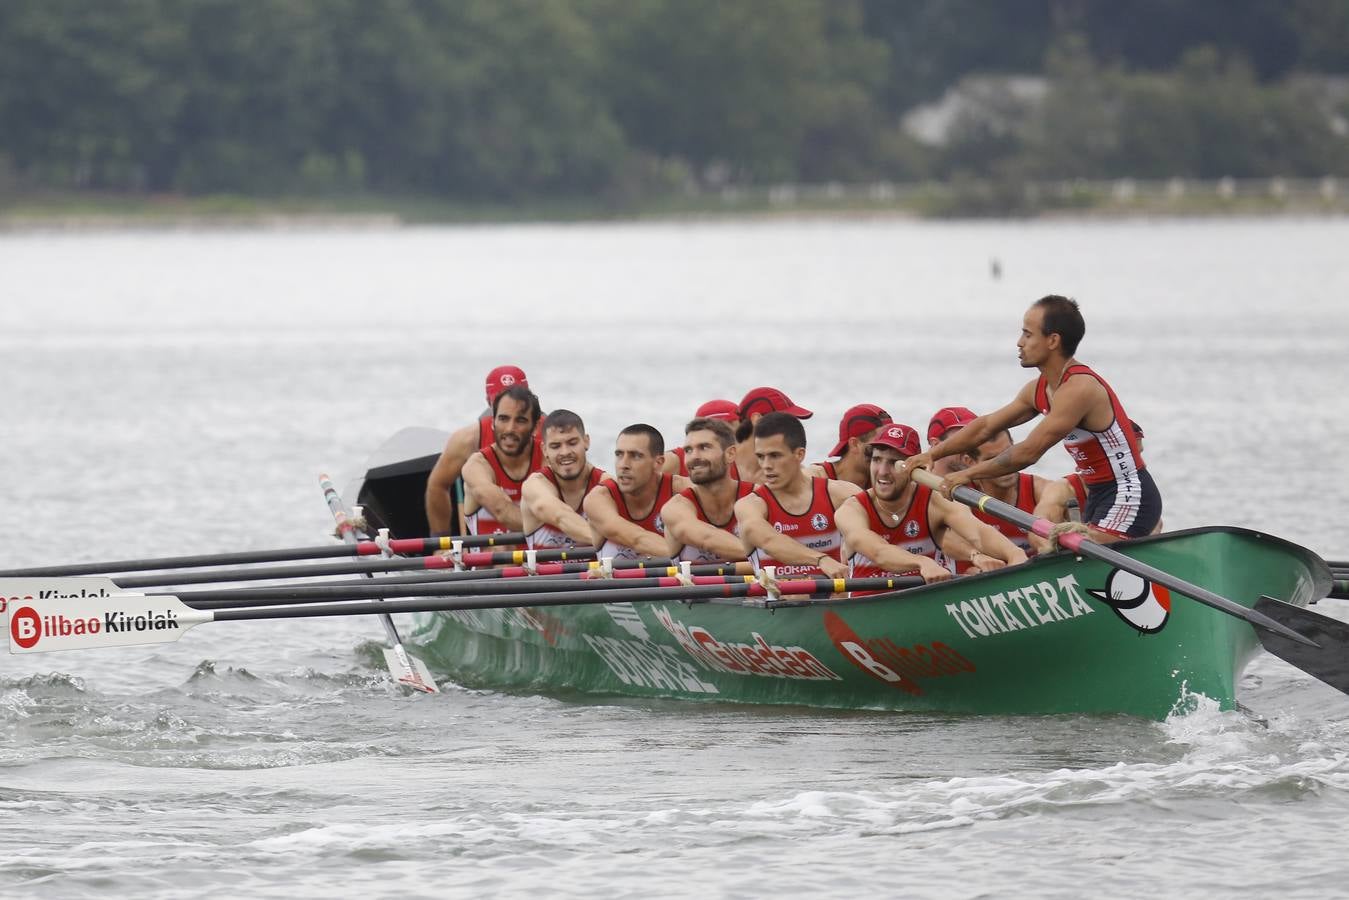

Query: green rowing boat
[[406, 526, 1331, 719]]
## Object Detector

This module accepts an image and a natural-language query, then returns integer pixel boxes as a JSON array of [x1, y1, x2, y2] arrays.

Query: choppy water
[[3, 217, 1349, 897]]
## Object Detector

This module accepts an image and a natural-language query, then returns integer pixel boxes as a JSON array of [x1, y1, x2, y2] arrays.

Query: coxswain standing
[[811, 403, 891, 488], [837, 424, 1027, 594], [734, 413, 861, 579], [521, 409, 605, 550], [733, 386, 813, 484], [908, 295, 1162, 544], [460, 384, 545, 541], [584, 424, 690, 560], [664, 399, 739, 476], [661, 417, 752, 563], [424, 364, 531, 535]]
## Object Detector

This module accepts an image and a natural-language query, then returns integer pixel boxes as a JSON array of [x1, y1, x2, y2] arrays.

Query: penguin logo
[[1087, 569, 1171, 633]]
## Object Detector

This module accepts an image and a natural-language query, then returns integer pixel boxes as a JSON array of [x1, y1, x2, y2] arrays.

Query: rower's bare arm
[[803, 463, 826, 478], [661, 495, 747, 561], [735, 495, 833, 567], [921, 388, 1040, 466], [836, 498, 950, 583], [1029, 478, 1074, 553], [582, 486, 668, 557], [660, 454, 680, 475], [424, 424, 478, 534], [522, 473, 592, 546], [1013, 377, 1104, 465], [939, 500, 1028, 567], [462, 453, 524, 531], [826, 479, 864, 507]]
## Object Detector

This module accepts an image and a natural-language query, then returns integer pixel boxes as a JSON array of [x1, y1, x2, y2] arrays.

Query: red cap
[[738, 386, 813, 420], [485, 365, 528, 405], [869, 423, 921, 457], [927, 406, 977, 446], [694, 399, 739, 422], [828, 403, 892, 458]]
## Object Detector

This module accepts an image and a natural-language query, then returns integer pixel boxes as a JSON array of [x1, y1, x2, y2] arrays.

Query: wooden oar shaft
[[910, 468, 1314, 646], [0, 532, 531, 578]]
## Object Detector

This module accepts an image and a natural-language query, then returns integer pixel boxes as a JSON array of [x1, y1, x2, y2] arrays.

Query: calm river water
[[2, 216, 1348, 898]]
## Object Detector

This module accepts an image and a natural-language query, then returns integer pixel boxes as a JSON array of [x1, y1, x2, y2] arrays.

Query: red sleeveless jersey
[[596, 473, 676, 561], [972, 473, 1037, 555], [816, 460, 839, 479], [526, 466, 606, 550], [1034, 364, 1146, 486], [673, 481, 754, 563], [465, 443, 545, 538], [1064, 473, 1088, 519], [671, 446, 688, 477], [749, 477, 842, 577], [848, 485, 942, 584]]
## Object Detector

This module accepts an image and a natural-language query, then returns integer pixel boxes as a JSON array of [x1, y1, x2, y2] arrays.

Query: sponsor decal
[[823, 611, 976, 695], [774, 521, 799, 533], [654, 514, 665, 535], [10, 604, 188, 651], [943, 574, 1095, 639], [602, 601, 651, 640], [583, 634, 718, 693], [1087, 569, 1171, 633], [653, 608, 842, 681], [810, 513, 829, 532]]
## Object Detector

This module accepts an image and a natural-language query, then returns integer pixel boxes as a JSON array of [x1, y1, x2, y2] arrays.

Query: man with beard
[[425, 364, 530, 535], [837, 424, 1026, 593], [908, 296, 1162, 543], [734, 412, 860, 578], [584, 424, 690, 560], [663, 399, 739, 476], [521, 409, 605, 550], [460, 384, 545, 539], [662, 417, 752, 563], [811, 403, 891, 489]]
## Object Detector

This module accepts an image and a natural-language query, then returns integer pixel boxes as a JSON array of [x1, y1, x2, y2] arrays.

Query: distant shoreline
[[3, 180, 1347, 231]]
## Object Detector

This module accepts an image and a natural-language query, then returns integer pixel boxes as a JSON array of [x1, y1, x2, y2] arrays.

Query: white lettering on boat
[[652, 608, 843, 682], [944, 574, 1094, 639], [583, 634, 719, 693]]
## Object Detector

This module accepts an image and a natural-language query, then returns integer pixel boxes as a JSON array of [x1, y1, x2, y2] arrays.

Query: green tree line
[[1, 0, 1347, 202]]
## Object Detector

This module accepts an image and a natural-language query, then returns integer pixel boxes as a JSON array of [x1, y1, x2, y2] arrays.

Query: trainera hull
[[407, 527, 1330, 719]]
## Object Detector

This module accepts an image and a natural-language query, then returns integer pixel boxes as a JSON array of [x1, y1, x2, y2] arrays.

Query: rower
[[926, 406, 976, 478], [661, 417, 752, 563], [734, 412, 860, 579], [460, 384, 545, 542], [733, 386, 813, 484], [811, 403, 891, 488], [521, 409, 606, 550], [837, 423, 1027, 594], [664, 399, 739, 476], [583, 424, 689, 560], [908, 295, 1163, 544], [959, 428, 1053, 559], [424, 364, 530, 535]]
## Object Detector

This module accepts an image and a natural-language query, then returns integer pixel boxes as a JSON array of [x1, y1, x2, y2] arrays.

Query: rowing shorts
[[1083, 469, 1162, 537]]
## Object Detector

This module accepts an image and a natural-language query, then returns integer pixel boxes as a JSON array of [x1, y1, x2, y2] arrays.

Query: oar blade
[[382, 645, 440, 694], [1254, 596, 1349, 695], [5, 581, 211, 654]]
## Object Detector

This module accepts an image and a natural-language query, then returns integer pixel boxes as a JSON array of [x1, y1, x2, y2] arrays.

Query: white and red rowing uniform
[[673, 481, 754, 563], [526, 466, 606, 550], [972, 473, 1038, 557], [749, 477, 843, 578], [465, 443, 545, 540], [1034, 364, 1161, 537], [816, 460, 840, 479], [671, 446, 689, 477], [848, 485, 943, 593], [596, 473, 677, 561]]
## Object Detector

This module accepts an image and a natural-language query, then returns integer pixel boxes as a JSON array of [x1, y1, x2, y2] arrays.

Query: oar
[[1329, 578, 1349, 600], [0, 532, 529, 577], [111, 546, 601, 588], [908, 469, 1349, 695], [320, 474, 438, 693], [5, 576, 915, 654]]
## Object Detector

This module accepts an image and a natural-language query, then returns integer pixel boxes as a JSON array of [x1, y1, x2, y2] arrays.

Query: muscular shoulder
[[826, 478, 863, 505]]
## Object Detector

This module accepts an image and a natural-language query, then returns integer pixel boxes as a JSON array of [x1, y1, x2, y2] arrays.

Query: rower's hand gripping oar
[[320, 474, 439, 694], [910, 468, 1349, 696]]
